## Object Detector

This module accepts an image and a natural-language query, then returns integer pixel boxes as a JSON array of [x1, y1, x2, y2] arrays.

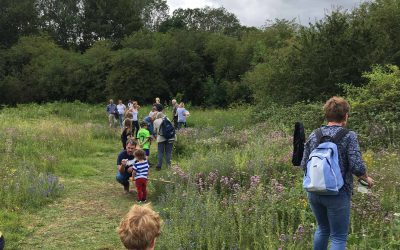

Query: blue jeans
[[118, 114, 124, 127], [116, 171, 131, 188], [308, 191, 351, 250], [177, 122, 187, 130], [157, 141, 173, 168]]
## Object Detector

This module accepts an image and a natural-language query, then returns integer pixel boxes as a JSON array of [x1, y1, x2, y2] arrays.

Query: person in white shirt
[[117, 100, 126, 128]]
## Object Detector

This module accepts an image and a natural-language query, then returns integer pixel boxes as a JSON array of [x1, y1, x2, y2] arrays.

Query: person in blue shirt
[[106, 99, 118, 128], [177, 102, 189, 130], [116, 139, 138, 193]]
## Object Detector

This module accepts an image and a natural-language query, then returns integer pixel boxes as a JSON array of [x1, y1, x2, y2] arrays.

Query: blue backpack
[[161, 117, 175, 140], [303, 128, 349, 195]]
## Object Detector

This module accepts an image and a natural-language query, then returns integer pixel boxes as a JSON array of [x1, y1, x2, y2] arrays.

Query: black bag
[[114, 106, 119, 119], [161, 117, 175, 140], [292, 122, 305, 166]]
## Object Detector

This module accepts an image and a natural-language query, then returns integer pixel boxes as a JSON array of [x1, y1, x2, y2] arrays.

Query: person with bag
[[153, 112, 176, 170], [300, 96, 374, 250]]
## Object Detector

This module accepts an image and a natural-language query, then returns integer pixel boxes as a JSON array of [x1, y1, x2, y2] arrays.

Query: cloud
[[167, 0, 369, 27]]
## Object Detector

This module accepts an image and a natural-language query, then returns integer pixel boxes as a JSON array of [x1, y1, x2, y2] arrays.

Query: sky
[[166, 0, 370, 27]]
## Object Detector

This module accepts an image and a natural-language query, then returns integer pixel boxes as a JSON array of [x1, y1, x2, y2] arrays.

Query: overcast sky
[[167, 0, 370, 27]]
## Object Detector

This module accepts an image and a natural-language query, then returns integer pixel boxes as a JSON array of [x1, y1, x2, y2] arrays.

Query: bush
[[344, 65, 400, 148], [253, 101, 324, 134]]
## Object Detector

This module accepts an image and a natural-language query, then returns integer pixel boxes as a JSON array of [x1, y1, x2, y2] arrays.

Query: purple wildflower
[[250, 175, 261, 188]]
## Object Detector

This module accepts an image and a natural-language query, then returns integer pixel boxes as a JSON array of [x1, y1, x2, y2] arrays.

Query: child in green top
[[137, 122, 152, 161]]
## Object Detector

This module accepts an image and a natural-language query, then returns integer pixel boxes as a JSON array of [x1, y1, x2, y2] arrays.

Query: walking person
[[153, 112, 175, 170], [127, 101, 140, 137], [117, 100, 126, 128], [171, 99, 179, 129], [177, 102, 189, 130], [106, 99, 117, 128], [301, 96, 374, 250]]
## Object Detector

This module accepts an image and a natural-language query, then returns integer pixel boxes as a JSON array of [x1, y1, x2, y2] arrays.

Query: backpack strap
[[332, 128, 349, 144], [315, 128, 323, 144]]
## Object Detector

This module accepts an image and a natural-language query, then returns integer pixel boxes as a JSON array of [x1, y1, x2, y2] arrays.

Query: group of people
[[106, 98, 190, 130], [110, 98, 190, 203], [115, 96, 374, 250]]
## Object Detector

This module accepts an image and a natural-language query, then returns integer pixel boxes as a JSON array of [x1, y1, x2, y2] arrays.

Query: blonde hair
[[323, 96, 350, 122], [179, 102, 184, 108], [118, 204, 162, 250]]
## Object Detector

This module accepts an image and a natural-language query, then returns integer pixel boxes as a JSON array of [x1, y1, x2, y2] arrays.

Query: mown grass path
[[17, 138, 162, 249]]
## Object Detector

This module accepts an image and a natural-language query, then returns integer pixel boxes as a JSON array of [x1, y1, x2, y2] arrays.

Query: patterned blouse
[[300, 125, 366, 195]]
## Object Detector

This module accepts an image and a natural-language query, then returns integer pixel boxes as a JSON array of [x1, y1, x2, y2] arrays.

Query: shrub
[[344, 65, 400, 148]]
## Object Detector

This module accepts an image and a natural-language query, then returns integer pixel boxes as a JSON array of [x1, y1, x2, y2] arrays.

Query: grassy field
[[0, 102, 399, 249]]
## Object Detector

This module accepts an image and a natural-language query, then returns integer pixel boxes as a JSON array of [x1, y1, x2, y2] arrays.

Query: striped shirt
[[132, 160, 149, 180]]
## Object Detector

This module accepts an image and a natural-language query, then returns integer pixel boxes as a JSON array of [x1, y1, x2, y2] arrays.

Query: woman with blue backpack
[[300, 96, 374, 250]]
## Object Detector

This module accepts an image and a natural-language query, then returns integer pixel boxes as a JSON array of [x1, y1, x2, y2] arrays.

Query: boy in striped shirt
[[132, 149, 150, 202]]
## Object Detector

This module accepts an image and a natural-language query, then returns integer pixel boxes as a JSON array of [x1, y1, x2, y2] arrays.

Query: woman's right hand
[[362, 176, 374, 188]]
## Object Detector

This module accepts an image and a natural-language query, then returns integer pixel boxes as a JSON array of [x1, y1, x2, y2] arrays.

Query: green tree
[[36, 0, 82, 50], [0, 0, 39, 48], [161, 7, 241, 36], [106, 48, 167, 103], [80, 0, 144, 50], [82, 41, 113, 103], [141, 0, 169, 32]]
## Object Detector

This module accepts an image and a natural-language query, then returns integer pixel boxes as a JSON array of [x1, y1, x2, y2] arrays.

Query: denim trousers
[[177, 122, 187, 130], [308, 191, 351, 250], [157, 141, 173, 168], [116, 171, 130, 187], [118, 114, 124, 127]]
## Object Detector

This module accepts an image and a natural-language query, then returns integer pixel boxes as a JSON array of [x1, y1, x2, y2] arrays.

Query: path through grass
[[16, 138, 169, 250], [16, 139, 154, 249]]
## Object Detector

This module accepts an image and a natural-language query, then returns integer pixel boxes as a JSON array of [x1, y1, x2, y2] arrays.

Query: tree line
[[1, 0, 400, 106]]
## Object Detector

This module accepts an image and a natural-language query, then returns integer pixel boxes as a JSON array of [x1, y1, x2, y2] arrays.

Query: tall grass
[[154, 107, 400, 249], [0, 102, 118, 209], [0, 102, 399, 249]]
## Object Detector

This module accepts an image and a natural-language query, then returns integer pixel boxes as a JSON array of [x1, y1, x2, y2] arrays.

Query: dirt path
[[18, 154, 157, 249]]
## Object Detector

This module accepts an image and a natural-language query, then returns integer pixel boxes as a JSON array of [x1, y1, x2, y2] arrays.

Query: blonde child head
[[118, 204, 162, 250]]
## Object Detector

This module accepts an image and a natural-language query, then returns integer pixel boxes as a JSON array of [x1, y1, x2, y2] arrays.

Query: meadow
[[0, 102, 399, 249]]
